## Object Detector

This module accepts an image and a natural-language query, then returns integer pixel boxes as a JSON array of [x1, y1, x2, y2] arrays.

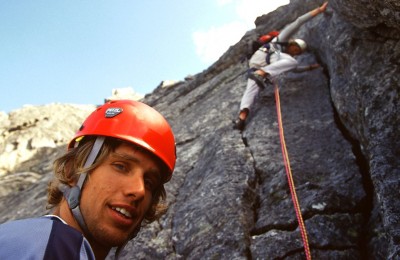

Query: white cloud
[[193, 21, 247, 64], [193, 0, 289, 65]]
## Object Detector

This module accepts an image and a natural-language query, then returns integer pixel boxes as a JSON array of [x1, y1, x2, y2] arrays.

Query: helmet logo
[[105, 107, 123, 118]]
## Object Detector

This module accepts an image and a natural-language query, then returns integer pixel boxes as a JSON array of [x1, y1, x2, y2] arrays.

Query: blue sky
[[0, 0, 288, 113]]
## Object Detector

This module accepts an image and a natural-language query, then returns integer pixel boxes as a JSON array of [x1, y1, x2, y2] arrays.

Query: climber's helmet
[[68, 99, 176, 182], [287, 38, 307, 55]]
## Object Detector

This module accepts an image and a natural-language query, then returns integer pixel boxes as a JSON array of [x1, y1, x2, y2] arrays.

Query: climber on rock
[[234, 2, 328, 131], [0, 100, 176, 260]]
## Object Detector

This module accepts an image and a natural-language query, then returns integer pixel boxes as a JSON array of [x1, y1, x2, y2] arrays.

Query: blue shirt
[[0, 215, 95, 260]]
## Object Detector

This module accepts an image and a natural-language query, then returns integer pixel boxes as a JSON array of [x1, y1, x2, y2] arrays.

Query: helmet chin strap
[[64, 136, 105, 235]]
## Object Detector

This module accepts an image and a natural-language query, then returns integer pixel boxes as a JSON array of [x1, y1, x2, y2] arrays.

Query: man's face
[[80, 143, 162, 248], [287, 44, 302, 56]]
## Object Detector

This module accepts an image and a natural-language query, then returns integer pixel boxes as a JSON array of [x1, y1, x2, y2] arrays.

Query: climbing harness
[[274, 81, 311, 260], [259, 41, 288, 65]]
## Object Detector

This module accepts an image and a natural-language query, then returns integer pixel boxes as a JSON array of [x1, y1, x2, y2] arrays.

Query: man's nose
[[124, 172, 146, 200]]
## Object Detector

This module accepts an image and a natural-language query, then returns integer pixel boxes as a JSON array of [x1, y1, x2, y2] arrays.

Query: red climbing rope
[[274, 82, 311, 260]]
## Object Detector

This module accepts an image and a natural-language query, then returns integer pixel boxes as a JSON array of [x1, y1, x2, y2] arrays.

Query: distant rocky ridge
[[1, 0, 399, 259], [0, 104, 95, 176], [105, 87, 144, 103]]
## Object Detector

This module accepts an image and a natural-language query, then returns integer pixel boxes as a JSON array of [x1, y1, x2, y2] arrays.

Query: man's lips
[[112, 206, 132, 218], [109, 204, 138, 224]]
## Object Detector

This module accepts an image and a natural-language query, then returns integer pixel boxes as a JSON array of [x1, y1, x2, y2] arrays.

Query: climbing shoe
[[233, 118, 245, 131], [248, 71, 271, 89]]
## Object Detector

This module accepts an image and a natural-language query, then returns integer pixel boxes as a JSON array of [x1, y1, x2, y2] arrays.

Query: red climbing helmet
[[68, 100, 176, 181]]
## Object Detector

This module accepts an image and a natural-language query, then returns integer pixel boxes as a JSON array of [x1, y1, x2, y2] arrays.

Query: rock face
[[0, 0, 399, 259]]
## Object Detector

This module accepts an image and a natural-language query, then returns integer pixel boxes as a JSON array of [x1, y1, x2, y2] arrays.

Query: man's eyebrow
[[111, 152, 140, 163], [111, 152, 162, 178]]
